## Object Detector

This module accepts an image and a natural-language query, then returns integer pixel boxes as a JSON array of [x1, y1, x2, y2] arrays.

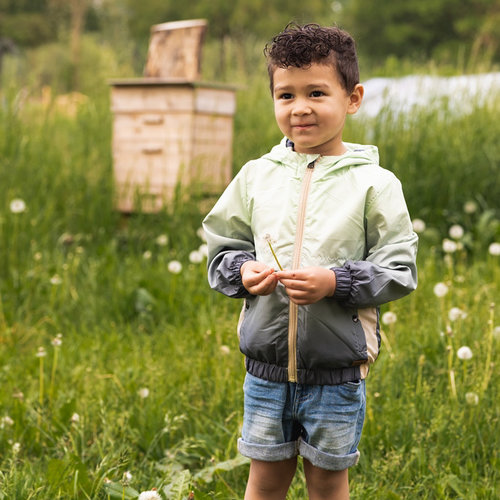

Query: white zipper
[[287, 159, 317, 382]]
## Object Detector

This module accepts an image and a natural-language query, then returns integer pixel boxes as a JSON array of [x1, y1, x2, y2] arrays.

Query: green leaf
[[193, 455, 250, 483], [103, 481, 140, 499]]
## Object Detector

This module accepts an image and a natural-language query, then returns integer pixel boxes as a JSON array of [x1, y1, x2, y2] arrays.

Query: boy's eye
[[310, 90, 324, 97], [278, 93, 293, 100]]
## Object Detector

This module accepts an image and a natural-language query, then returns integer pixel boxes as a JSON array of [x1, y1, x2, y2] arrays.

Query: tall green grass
[[0, 77, 499, 499]]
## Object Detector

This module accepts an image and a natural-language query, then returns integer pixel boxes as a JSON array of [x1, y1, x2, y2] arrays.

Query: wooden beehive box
[[110, 78, 236, 212]]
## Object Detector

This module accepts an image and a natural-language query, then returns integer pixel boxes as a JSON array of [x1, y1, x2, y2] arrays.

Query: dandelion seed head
[[198, 243, 208, 257], [34, 252, 42, 261], [465, 392, 479, 405], [488, 242, 500, 256], [411, 218, 426, 233], [70, 413, 80, 424], [143, 250, 152, 260], [155, 234, 168, 246], [463, 200, 478, 214], [448, 307, 467, 322], [433, 282, 449, 298], [0, 416, 14, 428], [10, 198, 26, 214], [167, 260, 182, 274], [493, 326, 500, 340], [442, 238, 458, 253], [220, 345, 230, 355], [457, 346, 473, 360], [138, 490, 161, 500], [36, 347, 47, 358], [50, 274, 62, 285], [122, 471, 133, 484], [138, 387, 150, 399], [12, 442, 21, 454], [448, 224, 464, 240], [197, 227, 207, 242], [51, 334, 63, 347], [188, 250, 204, 264], [381, 311, 397, 325]]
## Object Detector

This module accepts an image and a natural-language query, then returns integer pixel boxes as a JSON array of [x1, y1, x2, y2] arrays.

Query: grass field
[[0, 72, 499, 499]]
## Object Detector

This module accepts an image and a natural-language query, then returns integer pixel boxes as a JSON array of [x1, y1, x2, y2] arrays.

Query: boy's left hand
[[275, 267, 336, 305]]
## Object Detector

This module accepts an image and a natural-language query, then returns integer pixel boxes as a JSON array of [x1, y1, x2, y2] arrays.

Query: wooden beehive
[[110, 78, 236, 213]]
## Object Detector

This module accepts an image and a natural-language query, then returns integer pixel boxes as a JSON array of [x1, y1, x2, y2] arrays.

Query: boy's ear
[[347, 84, 364, 114]]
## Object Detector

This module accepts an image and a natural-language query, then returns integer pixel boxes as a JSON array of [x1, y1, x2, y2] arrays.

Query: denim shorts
[[238, 372, 366, 471]]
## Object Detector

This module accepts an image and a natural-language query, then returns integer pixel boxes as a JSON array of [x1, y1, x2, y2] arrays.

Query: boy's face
[[272, 63, 363, 156]]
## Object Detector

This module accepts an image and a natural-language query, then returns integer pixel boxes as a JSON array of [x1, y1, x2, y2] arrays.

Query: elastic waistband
[[246, 358, 361, 386]]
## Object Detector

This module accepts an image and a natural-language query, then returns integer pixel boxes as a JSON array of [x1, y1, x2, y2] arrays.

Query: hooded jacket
[[203, 138, 418, 385]]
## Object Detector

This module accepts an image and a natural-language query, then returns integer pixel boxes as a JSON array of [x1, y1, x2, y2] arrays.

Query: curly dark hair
[[264, 23, 360, 94]]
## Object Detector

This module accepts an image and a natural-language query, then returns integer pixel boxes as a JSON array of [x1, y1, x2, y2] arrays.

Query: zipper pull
[[307, 160, 316, 169]]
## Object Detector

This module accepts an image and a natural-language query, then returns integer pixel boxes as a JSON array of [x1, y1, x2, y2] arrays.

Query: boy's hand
[[275, 267, 336, 305], [240, 260, 278, 296]]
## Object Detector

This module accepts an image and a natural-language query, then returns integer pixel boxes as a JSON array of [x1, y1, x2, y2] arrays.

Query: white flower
[[411, 218, 426, 233], [465, 392, 479, 406], [143, 250, 152, 260], [463, 200, 478, 214], [0, 416, 14, 428], [220, 345, 230, 355], [189, 250, 204, 264], [138, 491, 162, 500], [12, 442, 21, 454], [10, 198, 26, 214], [155, 234, 168, 246], [198, 243, 208, 257], [36, 347, 47, 358], [448, 307, 467, 322], [138, 387, 150, 399], [448, 224, 464, 240], [494, 326, 500, 340], [442, 238, 458, 253], [457, 346, 473, 360], [70, 413, 80, 424], [433, 282, 449, 298], [488, 242, 500, 256], [381, 311, 397, 325], [50, 274, 62, 285], [34, 252, 42, 261], [122, 471, 133, 484], [197, 227, 207, 242], [51, 334, 63, 347], [167, 260, 182, 274]]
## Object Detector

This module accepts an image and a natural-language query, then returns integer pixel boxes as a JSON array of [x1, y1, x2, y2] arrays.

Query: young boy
[[203, 23, 418, 499]]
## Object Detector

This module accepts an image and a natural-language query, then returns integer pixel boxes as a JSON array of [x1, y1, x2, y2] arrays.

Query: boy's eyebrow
[[273, 82, 331, 92]]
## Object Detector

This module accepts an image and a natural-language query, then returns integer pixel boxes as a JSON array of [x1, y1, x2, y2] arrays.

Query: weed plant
[[0, 73, 499, 498]]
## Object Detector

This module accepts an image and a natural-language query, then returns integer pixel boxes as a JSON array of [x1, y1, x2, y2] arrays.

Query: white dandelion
[[138, 387, 150, 399], [138, 491, 162, 500], [442, 239, 458, 253], [433, 282, 449, 298], [488, 242, 500, 256], [9, 199, 26, 214], [220, 345, 230, 355], [35, 347, 47, 358], [143, 250, 152, 260], [50, 274, 62, 285], [465, 392, 479, 406], [457, 346, 473, 360], [411, 218, 426, 233], [448, 307, 467, 322], [448, 224, 464, 240], [12, 442, 21, 454], [51, 334, 63, 347], [189, 250, 204, 264], [463, 200, 478, 214], [197, 227, 207, 242], [493, 326, 500, 340], [381, 311, 397, 325], [155, 234, 168, 246], [0, 416, 14, 428], [198, 243, 208, 257], [70, 413, 80, 424], [167, 260, 182, 274]]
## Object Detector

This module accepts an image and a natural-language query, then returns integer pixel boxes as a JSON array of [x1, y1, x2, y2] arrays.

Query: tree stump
[[144, 19, 207, 81]]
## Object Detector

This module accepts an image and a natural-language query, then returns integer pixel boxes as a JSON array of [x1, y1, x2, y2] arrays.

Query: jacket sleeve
[[332, 176, 418, 308], [202, 165, 256, 298]]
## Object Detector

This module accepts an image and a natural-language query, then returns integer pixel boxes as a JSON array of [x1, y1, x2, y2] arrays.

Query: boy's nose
[[292, 98, 312, 115]]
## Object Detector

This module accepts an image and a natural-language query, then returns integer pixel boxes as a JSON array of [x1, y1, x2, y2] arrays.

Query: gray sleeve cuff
[[331, 267, 352, 301]]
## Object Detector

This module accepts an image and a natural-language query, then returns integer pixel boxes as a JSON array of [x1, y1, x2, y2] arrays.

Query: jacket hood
[[261, 137, 379, 174]]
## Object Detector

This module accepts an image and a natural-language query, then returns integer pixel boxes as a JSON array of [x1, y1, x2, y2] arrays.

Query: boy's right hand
[[240, 261, 278, 296]]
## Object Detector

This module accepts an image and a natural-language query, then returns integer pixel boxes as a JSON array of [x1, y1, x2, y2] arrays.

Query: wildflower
[[448, 307, 467, 322], [381, 311, 397, 325], [442, 238, 457, 253], [9, 198, 26, 214], [143, 250, 152, 260], [198, 243, 208, 257], [167, 260, 182, 274], [36, 347, 47, 358], [197, 227, 207, 241], [0, 416, 14, 428], [51, 334, 63, 347], [122, 471, 133, 485], [457, 346, 473, 360], [411, 218, 426, 233], [58, 232, 74, 246], [448, 224, 464, 240], [493, 326, 500, 340], [139, 490, 162, 500], [138, 387, 150, 399], [70, 413, 80, 424], [488, 242, 500, 256], [12, 442, 21, 454], [465, 392, 479, 406], [34, 252, 42, 261], [463, 200, 478, 214], [155, 234, 168, 246], [433, 282, 449, 298], [189, 250, 204, 264], [220, 345, 230, 355], [50, 274, 62, 285]]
